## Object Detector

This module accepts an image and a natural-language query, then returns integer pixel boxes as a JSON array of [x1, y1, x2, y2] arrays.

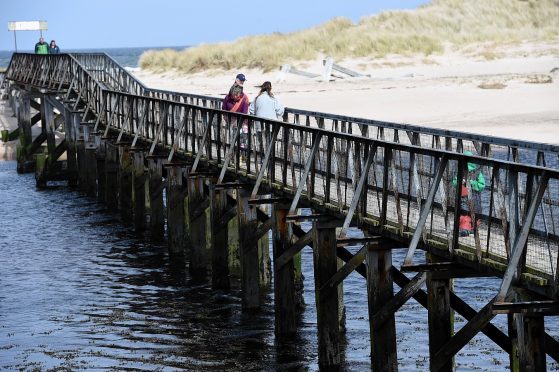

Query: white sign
[[8, 21, 48, 31]]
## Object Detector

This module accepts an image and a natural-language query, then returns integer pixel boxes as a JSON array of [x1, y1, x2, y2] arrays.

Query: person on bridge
[[249, 81, 284, 162], [49, 40, 60, 54], [222, 74, 250, 159], [453, 150, 486, 237], [34, 37, 49, 54]]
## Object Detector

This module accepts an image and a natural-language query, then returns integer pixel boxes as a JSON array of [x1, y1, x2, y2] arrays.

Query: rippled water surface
[[1, 160, 557, 371]]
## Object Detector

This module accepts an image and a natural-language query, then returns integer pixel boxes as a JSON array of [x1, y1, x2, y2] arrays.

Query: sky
[[1, 0, 430, 51]]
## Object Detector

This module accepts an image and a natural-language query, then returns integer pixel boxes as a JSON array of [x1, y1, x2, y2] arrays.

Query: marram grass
[[139, 0, 559, 73]]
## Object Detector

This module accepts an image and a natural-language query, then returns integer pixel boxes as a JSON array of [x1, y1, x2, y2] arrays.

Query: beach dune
[[133, 43, 559, 144]]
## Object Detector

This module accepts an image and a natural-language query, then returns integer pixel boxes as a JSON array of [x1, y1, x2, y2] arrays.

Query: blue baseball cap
[[236, 73, 246, 82]]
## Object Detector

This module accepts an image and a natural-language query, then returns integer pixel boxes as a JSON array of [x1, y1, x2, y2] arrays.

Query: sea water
[[0, 161, 558, 370], [0, 46, 186, 70]]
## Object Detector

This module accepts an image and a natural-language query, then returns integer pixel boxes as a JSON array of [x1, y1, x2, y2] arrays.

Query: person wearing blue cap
[[222, 73, 250, 161], [235, 73, 246, 86]]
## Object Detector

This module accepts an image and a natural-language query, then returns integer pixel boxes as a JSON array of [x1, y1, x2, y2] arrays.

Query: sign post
[[7, 21, 48, 52]]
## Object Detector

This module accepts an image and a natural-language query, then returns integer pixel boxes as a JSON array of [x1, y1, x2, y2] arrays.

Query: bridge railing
[[99, 85, 559, 287], [5, 53, 559, 292]]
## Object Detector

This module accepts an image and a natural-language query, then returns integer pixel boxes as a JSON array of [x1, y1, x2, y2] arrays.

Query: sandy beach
[[133, 42, 559, 144]]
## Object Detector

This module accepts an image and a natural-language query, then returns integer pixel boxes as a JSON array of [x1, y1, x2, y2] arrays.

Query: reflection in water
[[0, 161, 557, 370]]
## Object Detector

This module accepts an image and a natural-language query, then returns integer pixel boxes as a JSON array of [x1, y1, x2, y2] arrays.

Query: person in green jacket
[[35, 37, 49, 54], [452, 150, 486, 236]]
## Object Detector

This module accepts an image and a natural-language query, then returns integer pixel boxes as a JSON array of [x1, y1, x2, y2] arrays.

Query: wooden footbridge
[[2, 53, 559, 371]]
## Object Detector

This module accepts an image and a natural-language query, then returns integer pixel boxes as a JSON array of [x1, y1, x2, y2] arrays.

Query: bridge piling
[[312, 218, 343, 368], [238, 188, 262, 309], [95, 134, 106, 200], [271, 202, 298, 336], [76, 137, 87, 192], [209, 184, 230, 289], [16, 92, 33, 173], [147, 155, 166, 238], [366, 240, 398, 372], [118, 143, 133, 222], [65, 111, 79, 187], [131, 148, 146, 231], [82, 123, 98, 197], [427, 253, 454, 372], [187, 175, 209, 279], [165, 163, 188, 256], [104, 141, 119, 211]]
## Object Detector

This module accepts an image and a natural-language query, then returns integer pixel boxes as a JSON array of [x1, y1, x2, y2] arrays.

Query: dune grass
[[139, 0, 559, 73]]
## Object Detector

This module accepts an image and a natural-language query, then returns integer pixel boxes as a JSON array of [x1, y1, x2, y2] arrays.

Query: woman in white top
[[249, 82, 284, 163], [249, 81, 284, 122]]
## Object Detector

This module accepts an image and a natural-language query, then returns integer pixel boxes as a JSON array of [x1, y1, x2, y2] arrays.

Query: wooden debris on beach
[[322, 56, 371, 82], [277, 64, 320, 82]]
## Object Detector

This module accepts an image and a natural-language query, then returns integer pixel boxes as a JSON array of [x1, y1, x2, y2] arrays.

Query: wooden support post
[[427, 253, 454, 372], [65, 111, 79, 187], [259, 205, 271, 289], [104, 141, 119, 211], [366, 240, 397, 372], [147, 155, 166, 238], [187, 175, 208, 279], [81, 122, 97, 197], [16, 93, 33, 173], [272, 202, 298, 336], [518, 315, 546, 371], [237, 188, 260, 309], [210, 184, 230, 289], [95, 135, 106, 200], [166, 163, 188, 255], [507, 290, 547, 372], [118, 143, 133, 222], [84, 144, 98, 197], [131, 149, 146, 231], [76, 138, 87, 192], [313, 219, 342, 368]]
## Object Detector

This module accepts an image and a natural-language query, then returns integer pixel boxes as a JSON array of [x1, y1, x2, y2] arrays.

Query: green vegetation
[[139, 0, 559, 73]]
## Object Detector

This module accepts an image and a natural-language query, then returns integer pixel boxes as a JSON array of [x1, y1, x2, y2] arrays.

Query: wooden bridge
[[2, 53, 558, 371]]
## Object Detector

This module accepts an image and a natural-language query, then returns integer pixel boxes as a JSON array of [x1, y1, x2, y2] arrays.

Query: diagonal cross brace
[[288, 132, 323, 214], [338, 144, 377, 238], [497, 171, 550, 301], [404, 154, 448, 266], [217, 119, 242, 184], [251, 125, 280, 197]]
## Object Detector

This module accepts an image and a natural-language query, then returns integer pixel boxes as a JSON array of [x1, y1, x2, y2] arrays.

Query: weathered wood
[[118, 143, 133, 222], [95, 136, 106, 200], [320, 245, 366, 296], [313, 220, 342, 368], [65, 111, 79, 186], [131, 149, 145, 230], [372, 272, 426, 330], [166, 164, 187, 255], [147, 156, 166, 238], [76, 139, 87, 192], [518, 315, 546, 371], [104, 141, 119, 211], [272, 203, 298, 336], [85, 145, 98, 197], [432, 297, 496, 371], [404, 154, 448, 265], [366, 241, 397, 372], [427, 253, 454, 372], [16, 93, 34, 173], [187, 175, 208, 278], [210, 183, 230, 289], [237, 188, 261, 309]]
